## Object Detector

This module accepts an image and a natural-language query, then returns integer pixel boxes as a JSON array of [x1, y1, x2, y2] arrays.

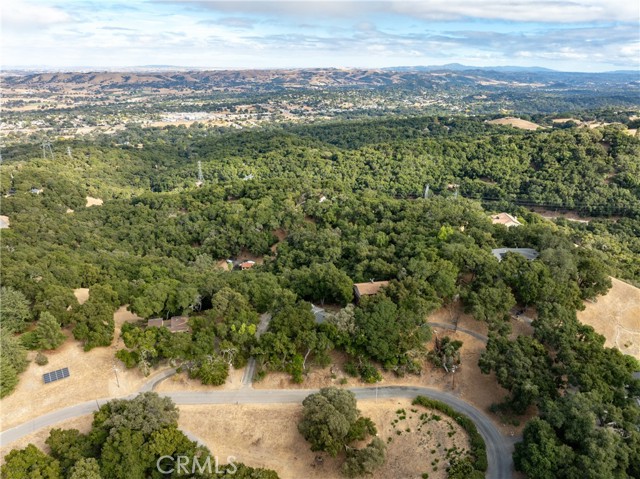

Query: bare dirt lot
[[0, 306, 154, 432], [177, 397, 471, 479], [85, 196, 103, 207], [487, 117, 542, 130], [73, 288, 90, 305], [577, 277, 640, 360]]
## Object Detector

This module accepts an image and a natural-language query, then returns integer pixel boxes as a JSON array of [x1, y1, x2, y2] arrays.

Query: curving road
[[0, 381, 514, 478]]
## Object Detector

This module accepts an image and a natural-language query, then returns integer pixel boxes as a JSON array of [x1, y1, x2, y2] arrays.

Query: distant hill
[[386, 64, 556, 73], [2, 68, 638, 95]]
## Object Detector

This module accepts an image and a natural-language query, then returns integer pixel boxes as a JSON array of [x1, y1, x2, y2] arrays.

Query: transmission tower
[[67, 146, 72, 158], [42, 141, 54, 160], [423, 184, 430, 199], [196, 160, 204, 187]]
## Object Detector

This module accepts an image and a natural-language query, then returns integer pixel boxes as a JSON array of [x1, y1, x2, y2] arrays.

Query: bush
[[20, 331, 40, 350], [413, 396, 487, 474], [35, 352, 49, 366], [359, 362, 382, 383], [116, 349, 138, 369]]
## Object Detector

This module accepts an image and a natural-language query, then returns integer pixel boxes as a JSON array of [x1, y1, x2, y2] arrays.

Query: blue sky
[[2, 0, 639, 71]]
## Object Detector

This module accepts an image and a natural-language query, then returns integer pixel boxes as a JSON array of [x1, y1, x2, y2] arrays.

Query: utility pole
[[196, 160, 204, 186], [42, 141, 54, 160], [112, 364, 120, 388]]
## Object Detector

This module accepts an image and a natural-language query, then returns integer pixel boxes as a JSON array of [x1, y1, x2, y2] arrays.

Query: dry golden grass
[[577, 277, 640, 360], [0, 307, 155, 433], [487, 117, 542, 130], [177, 398, 470, 479]]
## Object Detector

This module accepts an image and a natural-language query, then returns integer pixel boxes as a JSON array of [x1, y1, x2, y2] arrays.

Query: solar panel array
[[43, 367, 70, 384]]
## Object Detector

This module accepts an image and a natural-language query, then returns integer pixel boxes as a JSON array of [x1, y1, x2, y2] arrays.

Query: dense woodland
[[1, 114, 639, 478]]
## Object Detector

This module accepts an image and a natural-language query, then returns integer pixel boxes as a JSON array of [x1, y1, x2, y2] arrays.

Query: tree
[[479, 334, 558, 413], [0, 359, 20, 399], [341, 437, 386, 477], [91, 392, 179, 439], [34, 312, 66, 350], [0, 286, 32, 333], [72, 299, 115, 350], [46, 428, 94, 475], [429, 335, 463, 372], [288, 263, 354, 305], [298, 387, 359, 456], [68, 458, 101, 479], [0, 444, 62, 479], [189, 355, 229, 385], [0, 329, 28, 397], [352, 296, 430, 369]]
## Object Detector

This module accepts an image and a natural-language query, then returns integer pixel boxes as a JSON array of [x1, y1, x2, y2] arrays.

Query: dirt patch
[[73, 288, 90, 305], [577, 277, 640, 360], [487, 117, 542, 130], [0, 415, 93, 463], [237, 248, 264, 265], [270, 228, 287, 253], [0, 306, 153, 434], [216, 260, 231, 271], [177, 397, 470, 479], [85, 196, 103, 207], [552, 118, 581, 124]]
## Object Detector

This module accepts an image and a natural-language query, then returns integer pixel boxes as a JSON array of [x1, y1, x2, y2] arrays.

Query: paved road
[[0, 384, 514, 478], [427, 321, 489, 343]]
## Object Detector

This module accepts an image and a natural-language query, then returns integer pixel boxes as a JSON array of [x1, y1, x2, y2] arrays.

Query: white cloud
[[2, 0, 71, 30], [164, 0, 640, 24], [390, 0, 639, 23]]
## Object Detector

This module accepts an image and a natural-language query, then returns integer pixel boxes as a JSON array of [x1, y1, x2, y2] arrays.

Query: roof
[[491, 213, 521, 227], [169, 316, 190, 333], [491, 248, 539, 262], [147, 318, 164, 327], [354, 281, 390, 297], [310, 304, 326, 324], [240, 261, 256, 269]]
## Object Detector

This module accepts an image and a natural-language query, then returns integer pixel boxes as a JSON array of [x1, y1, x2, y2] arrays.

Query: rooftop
[[491, 248, 539, 262], [491, 212, 522, 227], [354, 281, 390, 297]]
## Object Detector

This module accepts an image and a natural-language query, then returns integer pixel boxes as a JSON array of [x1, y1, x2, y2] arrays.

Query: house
[[147, 316, 190, 333], [353, 281, 390, 302], [240, 260, 256, 270], [147, 318, 164, 328], [491, 212, 522, 227], [169, 316, 190, 333], [491, 248, 539, 262], [30, 187, 43, 195]]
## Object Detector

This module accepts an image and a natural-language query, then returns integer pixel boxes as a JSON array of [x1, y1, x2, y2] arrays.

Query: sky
[[2, 0, 639, 71]]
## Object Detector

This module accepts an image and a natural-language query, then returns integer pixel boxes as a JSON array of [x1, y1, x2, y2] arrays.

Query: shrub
[[35, 352, 49, 366]]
